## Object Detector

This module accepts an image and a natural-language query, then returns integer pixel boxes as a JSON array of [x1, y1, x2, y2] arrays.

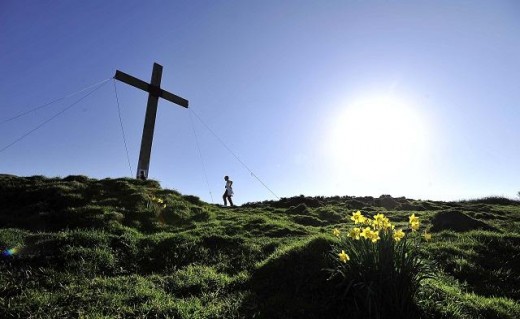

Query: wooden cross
[[114, 62, 188, 180]]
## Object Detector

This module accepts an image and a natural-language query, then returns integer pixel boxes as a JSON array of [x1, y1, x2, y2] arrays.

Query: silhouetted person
[[223, 175, 234, 206]]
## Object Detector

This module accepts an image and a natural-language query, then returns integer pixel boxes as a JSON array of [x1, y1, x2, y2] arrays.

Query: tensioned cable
[[188, 110, 214, 203], [112, 79, 133, 177], [188, 108, 280, 200], [0, 78, 112, 126], [0, 80, 110, 154]]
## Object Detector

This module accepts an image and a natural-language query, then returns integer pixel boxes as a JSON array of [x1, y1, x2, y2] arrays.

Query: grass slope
[[0, 174, 519, 318]]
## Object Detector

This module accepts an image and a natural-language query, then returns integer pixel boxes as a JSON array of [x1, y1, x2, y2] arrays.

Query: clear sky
[[1, 1, 519, 204]]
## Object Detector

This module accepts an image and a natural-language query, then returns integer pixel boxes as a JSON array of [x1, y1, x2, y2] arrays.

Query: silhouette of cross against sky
[[1, 1, 519, 204], [114, 63, 189, 180]]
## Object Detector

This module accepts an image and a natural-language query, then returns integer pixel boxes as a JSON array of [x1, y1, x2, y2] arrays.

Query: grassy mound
[[430, 210, 498, 232]]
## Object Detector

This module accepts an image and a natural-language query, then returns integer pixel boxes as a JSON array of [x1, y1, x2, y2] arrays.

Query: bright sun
[[328, 96, 429, 180]]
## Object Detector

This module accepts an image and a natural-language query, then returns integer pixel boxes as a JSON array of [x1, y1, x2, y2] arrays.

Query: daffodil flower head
[[351, 210, 367, 224], [338, 250, 350, 263], [424, 231, 432, 241], [393, 229, 405, 242], [333, 228, 341, 237], [360, 227, 372, 240], [369, 229, 380, 243], [374, 215, 392, 231], [348, 227, 361, 240], [374, 213, 386, 223], [372, 213, 386, 230], [409, 213, 420, 231], [409, 213, 420, 224]]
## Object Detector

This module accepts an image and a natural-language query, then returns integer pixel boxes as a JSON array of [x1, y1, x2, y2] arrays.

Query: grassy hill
[[1, 174, 519, 318]]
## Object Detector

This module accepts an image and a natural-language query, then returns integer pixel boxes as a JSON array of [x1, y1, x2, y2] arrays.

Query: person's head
[[224, 176, 229, 181]]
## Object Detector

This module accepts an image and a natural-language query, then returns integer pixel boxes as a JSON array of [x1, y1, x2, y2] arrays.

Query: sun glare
[[328, 97, 429, 181]]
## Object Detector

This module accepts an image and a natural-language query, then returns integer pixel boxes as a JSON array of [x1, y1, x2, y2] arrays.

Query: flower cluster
[[334, 211, 431, 263], [328, 211, 434, 317]]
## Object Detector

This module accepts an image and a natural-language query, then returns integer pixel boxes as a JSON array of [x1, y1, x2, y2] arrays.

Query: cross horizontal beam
[[114, 70, 188, 108]]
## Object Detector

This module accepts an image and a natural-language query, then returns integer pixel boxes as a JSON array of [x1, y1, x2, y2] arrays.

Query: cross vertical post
[[114, 62, 189, 180], [137, 63, 162, 180]]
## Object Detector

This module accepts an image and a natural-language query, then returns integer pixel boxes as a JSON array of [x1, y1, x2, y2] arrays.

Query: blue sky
[[1, 1, 519, 204]]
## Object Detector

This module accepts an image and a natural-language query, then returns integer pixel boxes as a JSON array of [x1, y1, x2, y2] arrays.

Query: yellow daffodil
[[333, 228, 341, 237], [351, 210, 367, 224], [373, 215, 392, 231], [374, 213, 386, 223], [409, 213, 420, 231], [393, 229, 405, 242], [368, 230, 380, 243], [360, 227, 372, 240], [351, 210, 362, 221], [348, 227, 361, 240], [338, 250, 350, 263], [409, 213, 419, 224], [424, 231, 432, 241], [359, 227, 379, 243], [372, 213, 388, 230]]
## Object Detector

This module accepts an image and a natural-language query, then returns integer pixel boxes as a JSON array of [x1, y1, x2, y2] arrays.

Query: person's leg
[[223, 191, 228, 206], [229, 196, 234, 207]]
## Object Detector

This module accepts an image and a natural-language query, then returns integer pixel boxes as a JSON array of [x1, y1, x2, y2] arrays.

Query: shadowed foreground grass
[[0, 174, 519, 318]]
